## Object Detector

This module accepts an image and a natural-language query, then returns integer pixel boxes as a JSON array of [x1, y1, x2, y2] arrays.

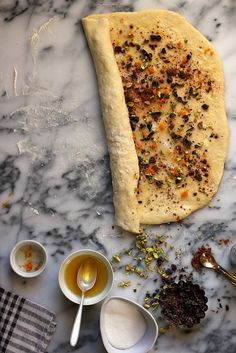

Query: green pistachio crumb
[[112, 254, 121, 262], [118, 281, 131, 288]]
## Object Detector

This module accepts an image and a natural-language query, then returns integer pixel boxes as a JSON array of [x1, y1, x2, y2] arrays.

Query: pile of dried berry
[[159, 280, 208, 328]]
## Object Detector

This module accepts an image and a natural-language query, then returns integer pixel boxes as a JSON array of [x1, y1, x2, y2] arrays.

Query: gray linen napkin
[[0, 287, 57, 353]]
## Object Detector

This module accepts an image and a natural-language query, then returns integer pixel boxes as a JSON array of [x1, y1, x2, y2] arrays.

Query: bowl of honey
[[58, 249, 114, 305]]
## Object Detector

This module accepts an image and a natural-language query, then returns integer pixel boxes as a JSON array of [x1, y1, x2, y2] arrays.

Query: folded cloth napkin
[[0, 287, 57, 353]]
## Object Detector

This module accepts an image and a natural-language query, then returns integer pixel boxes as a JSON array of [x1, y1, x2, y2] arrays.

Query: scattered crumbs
[[175, 249, 181, 258], [144, 289, 159, 311], [214, 298, 230, 313], [118, 280, 131, 288], [1, 201, 10, 209], [112, 254, 121, 262], [159, 326, 172, 334], [218, 238, 230, 246], [111, 232, 172, 282]]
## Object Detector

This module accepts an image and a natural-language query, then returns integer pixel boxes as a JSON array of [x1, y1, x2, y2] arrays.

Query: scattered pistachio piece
[[118, 281, 131, 288], [112, 254, 121, 262]]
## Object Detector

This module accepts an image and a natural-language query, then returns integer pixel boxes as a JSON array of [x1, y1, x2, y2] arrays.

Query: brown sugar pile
[[191, 245, 212, 272]]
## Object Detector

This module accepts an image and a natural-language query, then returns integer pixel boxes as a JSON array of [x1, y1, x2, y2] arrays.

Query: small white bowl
[[58, 249, 114, 305], [100, 296, 158, 353], [10, 240, 48, 278]]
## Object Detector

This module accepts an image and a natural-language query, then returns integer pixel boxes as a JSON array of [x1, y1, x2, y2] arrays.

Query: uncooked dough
[[83, 10, 229, 233]]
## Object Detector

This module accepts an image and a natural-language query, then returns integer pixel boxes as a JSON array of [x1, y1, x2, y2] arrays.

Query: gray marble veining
[[0, 0, 236, 352]]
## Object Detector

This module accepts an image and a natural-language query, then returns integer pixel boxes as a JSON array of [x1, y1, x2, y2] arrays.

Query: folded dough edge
[[82, 17, 140, 233]]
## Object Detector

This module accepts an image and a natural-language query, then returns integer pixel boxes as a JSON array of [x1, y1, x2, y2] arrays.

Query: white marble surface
[[0, 0, 236, 352]]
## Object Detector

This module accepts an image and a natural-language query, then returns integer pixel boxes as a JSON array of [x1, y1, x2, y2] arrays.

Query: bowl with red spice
[[10, 240, 48, 278]]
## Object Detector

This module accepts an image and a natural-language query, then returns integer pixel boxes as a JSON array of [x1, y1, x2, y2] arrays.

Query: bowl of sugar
[[100, 296, 158, 353]]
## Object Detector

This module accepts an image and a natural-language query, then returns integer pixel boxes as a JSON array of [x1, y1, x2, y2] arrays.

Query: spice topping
[[110, 21, 221, 215], [191, 245, 212, 272]]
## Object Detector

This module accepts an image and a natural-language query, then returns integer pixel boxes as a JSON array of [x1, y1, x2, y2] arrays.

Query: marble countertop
[[0, 0, 236, 352]]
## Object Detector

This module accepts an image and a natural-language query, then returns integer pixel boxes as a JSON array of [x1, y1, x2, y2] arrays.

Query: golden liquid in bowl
[[64, 254, 109, 297]]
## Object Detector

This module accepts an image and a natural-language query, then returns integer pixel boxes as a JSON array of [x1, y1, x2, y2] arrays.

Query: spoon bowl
[[200, 252, 218, 269], [77, 258, 97, 291], [70, 258, 97, 347], [200, 251, 236, 287]]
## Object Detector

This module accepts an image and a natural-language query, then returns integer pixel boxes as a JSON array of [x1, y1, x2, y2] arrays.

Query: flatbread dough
[[83, 10, 229, 233]]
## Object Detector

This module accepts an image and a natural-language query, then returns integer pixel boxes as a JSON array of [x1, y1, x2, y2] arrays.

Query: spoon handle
[[217, 265, 236, 286], [70, 292, 85, 347]]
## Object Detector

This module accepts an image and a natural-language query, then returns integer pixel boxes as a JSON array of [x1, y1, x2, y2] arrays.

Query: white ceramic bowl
[[58, 249, 114, 305], [100, 296, 158, 353], [10, 240, 48, 278]]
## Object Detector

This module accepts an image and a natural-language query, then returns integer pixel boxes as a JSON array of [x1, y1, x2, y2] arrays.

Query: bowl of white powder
[[100, 296, 158, 353]]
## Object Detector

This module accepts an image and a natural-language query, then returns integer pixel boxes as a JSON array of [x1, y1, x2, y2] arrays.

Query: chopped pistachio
[[159, 326, 172, 334], [146, 247, 154, 253], [141, 62, 148, 70], [151, 302, 159, 311], [175, 249, 181, 258], [152, 252, 159, 259], [156, 235, 165, 243], [118, 281, 131, 288], [112, 254, 121, 262]]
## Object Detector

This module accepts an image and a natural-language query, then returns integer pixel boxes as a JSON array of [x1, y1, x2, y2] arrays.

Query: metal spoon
[[200, 252, 236, 287], [70, 258, 97, 347]]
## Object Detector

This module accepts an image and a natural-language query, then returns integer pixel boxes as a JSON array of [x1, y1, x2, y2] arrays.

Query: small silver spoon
[[70, 258, 97, 347], [200, 252, 236, 287]]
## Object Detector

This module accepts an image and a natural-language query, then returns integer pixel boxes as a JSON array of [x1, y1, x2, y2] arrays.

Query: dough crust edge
[[82, 16, 140, 233]]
